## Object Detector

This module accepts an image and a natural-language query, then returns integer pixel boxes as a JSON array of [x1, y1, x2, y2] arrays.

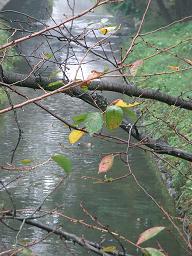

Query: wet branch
[[2, 70, 192, 111], [1, 70, 192, 162], [3, 214, 132, 256]]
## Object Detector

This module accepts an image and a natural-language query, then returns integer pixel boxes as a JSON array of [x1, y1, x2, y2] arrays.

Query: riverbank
[[124, 21, 192, 222], [0, 23, 20, 102]]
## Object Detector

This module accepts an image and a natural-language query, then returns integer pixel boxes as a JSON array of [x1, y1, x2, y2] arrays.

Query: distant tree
[[175, 0, 192, 19]]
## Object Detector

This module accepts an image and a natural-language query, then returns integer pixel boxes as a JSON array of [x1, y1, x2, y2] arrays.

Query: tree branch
[[1, 70, 192, 162], [90, 80, 192, 111], [2, 70, 192, 111], [4, 215, 132, 256]]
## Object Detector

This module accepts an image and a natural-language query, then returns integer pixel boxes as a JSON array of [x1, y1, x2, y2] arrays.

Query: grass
[[123, 21, 192, 220]]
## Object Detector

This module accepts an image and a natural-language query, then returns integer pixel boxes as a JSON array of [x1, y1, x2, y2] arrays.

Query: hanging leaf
[[85, 112, 103, 135], [43, 52, 53, 60], [99, 26, 118, 35], [72, 113, 88, 125], [113, 99, 141, 108], [142, 248, 166, 256], [49, 70, 60, 79], [136, 226, 165, 245], [52, 154, 72, 174], [98, 154, 114, 174], [86, 70, 104, 85], [188, 223, 192, 232], [20, 159, 32, 165], [167, 65, 180, 71], [101, 245, 117, 253], [103, 64, 109, 73], [19, 248, 33, 256], [105, 105, 123, 129], [123, 108, 138, 122], [69, 130, 85, 144], [129, 59, 143, 76]]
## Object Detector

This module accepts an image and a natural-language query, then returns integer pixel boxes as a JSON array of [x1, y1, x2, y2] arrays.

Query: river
[[0, 0, 186, 255]]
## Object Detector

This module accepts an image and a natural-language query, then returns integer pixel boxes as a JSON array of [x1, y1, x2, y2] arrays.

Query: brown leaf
[[98, 154, 114, 174], [188, 224, 192, 233], [129, 59, 143, 76], [184, 58, 192, 65], [167, 65, 180, 71], [86, 70, 104, 85]]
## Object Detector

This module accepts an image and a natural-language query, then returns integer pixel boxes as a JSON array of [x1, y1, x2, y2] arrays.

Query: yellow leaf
[[20, 159, 32, 165], [69, 130, 85, 144], [99, 26, 117, 35], [129, 59, 143, 76], [101, 246, 117, 253], [167, 65, 180, 71], [113, 99, 141, 108], [99, 27, 108, 35]]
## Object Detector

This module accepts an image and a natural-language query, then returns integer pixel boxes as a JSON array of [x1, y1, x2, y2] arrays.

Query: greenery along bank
[[0, 23, 19, 103], [124, 21, 192, 221]]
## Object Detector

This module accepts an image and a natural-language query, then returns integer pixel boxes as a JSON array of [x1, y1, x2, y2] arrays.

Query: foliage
[[124, 21, 192, 217], [0, 20, 20, 103], [0, 21, 19, 70], [52, 154, 72, 174]]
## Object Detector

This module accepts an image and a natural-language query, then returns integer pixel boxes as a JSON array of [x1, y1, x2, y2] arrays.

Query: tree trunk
[[175, 0, 192, 19], [156, 0, 172, 23]]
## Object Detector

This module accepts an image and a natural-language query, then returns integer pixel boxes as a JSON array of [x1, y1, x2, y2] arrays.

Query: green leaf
[[52, 154, 72, 174], [123, 108, 138, 122], [142, 248, 166, 256], [48, 69, 60, 79], [20, 159, 32, 165], [43, 52, 54, 60], [105, 105, 123, 129], [85, 112, 103, 135], [72, 113, 88, 125], [137, 227, 165, 245], [48, 80, 63, 89]]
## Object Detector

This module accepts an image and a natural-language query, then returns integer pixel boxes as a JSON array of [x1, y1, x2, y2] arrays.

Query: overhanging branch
[[4, 214, 132, 256], [90, 80, 192, 111], [2, 70, 192, 110], [1, 70, 192, 162]]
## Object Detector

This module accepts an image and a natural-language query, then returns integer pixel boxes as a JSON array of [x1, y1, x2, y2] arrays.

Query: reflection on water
[[0, 0, 186, 255]]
